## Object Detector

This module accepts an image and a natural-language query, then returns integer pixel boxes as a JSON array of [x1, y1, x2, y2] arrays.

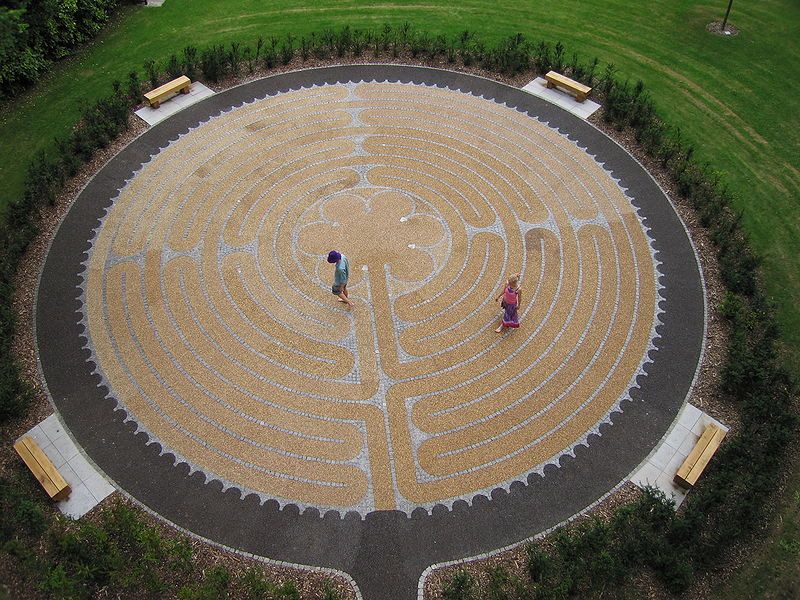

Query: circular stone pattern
[[82, 82, 660, 515]]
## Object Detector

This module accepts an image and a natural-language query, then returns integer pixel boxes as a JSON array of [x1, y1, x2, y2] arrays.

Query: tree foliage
[[0, 0, 123, 99]]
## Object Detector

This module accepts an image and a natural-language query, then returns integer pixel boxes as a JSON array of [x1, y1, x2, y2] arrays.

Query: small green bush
[[228, 42, 242, 77], [442, 570, 475, 600], [183, 46, 200, 80], [201, 44, 229, 82], [322, 581, 343, 600], [143, 58, 159, 89], [167, 53, 183, 79], [280, 34, 295, 65], [179, 565, 231, 599]]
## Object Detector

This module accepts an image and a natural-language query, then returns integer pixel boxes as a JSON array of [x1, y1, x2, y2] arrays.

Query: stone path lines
[[36, 65, 705, 600]]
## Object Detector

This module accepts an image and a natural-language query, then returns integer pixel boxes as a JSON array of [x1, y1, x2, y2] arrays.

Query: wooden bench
[[14, 436, 71, 501], [143, 75, 191, 109], [544, 71, 593, 103], [674, 423, 726, 489]]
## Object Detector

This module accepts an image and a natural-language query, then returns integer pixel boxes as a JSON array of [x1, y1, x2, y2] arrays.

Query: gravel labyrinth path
[[38, 66, 704, 600]]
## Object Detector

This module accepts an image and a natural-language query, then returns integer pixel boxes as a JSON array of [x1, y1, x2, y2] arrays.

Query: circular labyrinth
[[80, 80, 662, 515]]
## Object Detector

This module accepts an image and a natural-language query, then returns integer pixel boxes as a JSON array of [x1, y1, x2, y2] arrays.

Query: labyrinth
[[80, 79, 661, 515]]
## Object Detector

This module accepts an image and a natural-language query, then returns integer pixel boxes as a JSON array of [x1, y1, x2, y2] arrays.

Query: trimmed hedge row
[[0, 22, 795, 599]]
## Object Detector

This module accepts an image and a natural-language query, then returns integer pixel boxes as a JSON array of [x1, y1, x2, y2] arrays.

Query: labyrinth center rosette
[[81, 82, 661, 515]]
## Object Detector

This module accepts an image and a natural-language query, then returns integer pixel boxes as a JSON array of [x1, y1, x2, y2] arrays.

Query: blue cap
[[327, 250, 341, 263]]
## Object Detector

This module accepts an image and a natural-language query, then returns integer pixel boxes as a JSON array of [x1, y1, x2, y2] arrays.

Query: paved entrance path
[[37, 65, 704, 600]]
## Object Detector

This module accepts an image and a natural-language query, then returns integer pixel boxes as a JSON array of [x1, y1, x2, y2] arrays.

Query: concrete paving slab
[[630, 403, 728, 508], [135, 82, 215, 126], [521, 77, 600, 119], [51, 431, 81, 462], [19, 414, 116, 519], [677, 403, 702, 429], [39, 413, 66, 442], [58, 481, 98, 519], [631, 462, 661, 488], [25, 423, 50, 449], [38, 442, 68, 469], [664, 423, 692, 451], [655, 470, 687, 505], [84, 472, 115, 504]]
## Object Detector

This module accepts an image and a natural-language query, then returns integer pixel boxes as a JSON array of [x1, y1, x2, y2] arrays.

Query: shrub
[[143, 58, 159, 89], [410, 31, 431, 58], [322, 581, 342, 600], [300, 36, 311, 61], [352, 30, 368, 57], [201, 45, 228, 82], [488, 33, 530, 75], [243, 46, 254, 74], [167, 53, 182, 79], [127, 70, 142, 104], [229, 42, 242, 77], [179, 565, 231, 600], [320, 28, 336, 58], [533, 41, 552, 74], [380, 23, 393, 51], [14, 499, 48, 537], [335, 26, 351, 57], [446, 38, 457, 63], [551, 41, 565, 73], [25, 149, 61, 206], [442, 570, 475, 600], [280, 34, 295, 64], [183, 46, 199, 80], [263, 36, 279, 68]]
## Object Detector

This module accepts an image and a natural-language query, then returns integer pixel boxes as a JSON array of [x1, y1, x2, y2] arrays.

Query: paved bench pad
[[38, 66, 704, 600]]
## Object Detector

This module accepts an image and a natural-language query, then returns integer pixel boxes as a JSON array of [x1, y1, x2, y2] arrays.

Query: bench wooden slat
[[674, 424, 726, 489], [544, 71, 592, 102], [13, 436, 71, 501], [143, 75, 191, 109]]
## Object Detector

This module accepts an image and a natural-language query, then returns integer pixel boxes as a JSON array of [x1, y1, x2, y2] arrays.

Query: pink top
[[503, 286, 519, 305]]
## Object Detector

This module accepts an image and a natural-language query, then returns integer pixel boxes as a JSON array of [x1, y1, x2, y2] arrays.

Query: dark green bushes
[[0, 76, 134, 423], [442, 570, 475, 600], [0, 0, 126, 99], [1, 475, 315, 599]]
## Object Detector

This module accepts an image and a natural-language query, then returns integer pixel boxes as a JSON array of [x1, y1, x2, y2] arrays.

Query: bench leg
[[152, 100, 160, 109], [546, 81, 555, 89], [181, 85, 190, 94]]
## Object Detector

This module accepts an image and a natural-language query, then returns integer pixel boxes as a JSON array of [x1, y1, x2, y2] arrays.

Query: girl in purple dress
[[495, 273, 521, 332]]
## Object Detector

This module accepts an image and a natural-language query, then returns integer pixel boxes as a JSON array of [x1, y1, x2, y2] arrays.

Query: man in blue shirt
[[327, 250, 354, 307]]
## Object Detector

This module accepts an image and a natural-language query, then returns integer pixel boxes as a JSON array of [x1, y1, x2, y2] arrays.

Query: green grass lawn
[[1, 0, 798, 594], [715, 477, 800, 600]]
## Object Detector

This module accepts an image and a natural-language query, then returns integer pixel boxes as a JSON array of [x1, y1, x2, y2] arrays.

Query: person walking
[[495, 273, 521, 332], [327, 250, 354, 307]]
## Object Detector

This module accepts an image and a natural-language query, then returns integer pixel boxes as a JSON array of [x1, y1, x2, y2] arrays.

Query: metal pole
[[722, 0, 734, 32]]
